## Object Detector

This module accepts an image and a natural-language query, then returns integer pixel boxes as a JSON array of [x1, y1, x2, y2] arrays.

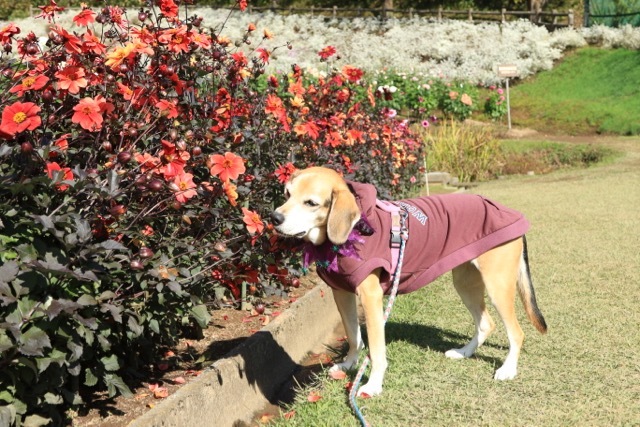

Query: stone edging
[[128, 277, 340, 427]]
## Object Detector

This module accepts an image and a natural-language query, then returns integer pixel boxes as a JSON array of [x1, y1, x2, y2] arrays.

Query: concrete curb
[[129, 277, 340, 427]]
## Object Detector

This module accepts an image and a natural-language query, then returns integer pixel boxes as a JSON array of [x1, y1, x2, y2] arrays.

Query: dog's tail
[[517, 235, 548, 334]]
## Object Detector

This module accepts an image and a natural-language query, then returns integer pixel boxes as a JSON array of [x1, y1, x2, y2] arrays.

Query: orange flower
[[461, 93, 473, 106], [318, 45, 336, 60], [55, 66, 88, 94], [0, 102, 42, 137], [342, 65, 363, 83], [82, 29, 106, 55], [159, 140, 189, 179], [191, 32, 211, 50], [0, 23, 20, 45], [45, 161, 74, 191], [242, 208, 264, 235], [158, 26, 190, 54], [105, 44, 134, 71], [155, 99, 179, 119], [159, 0, 179, 18], [36, 0, 64, 21], [134, 152, 161, 173], [73, 8, 96, 26], [247, 23, 256, 32], [9, 74, 49, 96], [263, 28, 273, 39], [222, 180, 238, 206], [72, 97, 103, 131], [50, 25, 82, 54], [274, 163, 296, 184], [208, 152, 246, 182], [49, 133, 70, 158], [173, 172, 197, 203]]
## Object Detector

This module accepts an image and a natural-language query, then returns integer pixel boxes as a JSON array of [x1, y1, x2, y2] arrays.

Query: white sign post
[[497, 64, 518, 130]]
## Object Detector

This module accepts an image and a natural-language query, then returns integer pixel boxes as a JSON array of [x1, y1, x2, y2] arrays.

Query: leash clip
[[390, 210, 407, 249]]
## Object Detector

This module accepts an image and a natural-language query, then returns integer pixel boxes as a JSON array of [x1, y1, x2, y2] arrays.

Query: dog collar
[[302, 214, 373, 273]]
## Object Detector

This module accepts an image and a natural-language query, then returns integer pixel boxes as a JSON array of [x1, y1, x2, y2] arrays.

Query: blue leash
[[348, 208, 408, 427]]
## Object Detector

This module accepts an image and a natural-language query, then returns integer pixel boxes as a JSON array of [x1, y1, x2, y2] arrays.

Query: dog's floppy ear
[[327, 187, 359, 245]]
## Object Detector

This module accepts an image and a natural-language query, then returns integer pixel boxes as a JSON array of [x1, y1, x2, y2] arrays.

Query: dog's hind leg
[[476, 239, 525, 380], [446, 261, 496, 360], [329, 288, 363, 374]]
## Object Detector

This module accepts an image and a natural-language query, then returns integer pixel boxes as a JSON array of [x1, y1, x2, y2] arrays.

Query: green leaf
[[127, 316, 144, 338], [0, 260, 18, 283], [0, 406, 16, 427], [0, 282, 17, 306], [149, 318, 160, 334], [67, 341, 83, 363], [43, 392, 63, 405], [97, 291, 117, 301], [0, 329, 13, 353], [104, 373, 133, 398], [167, 281, 182, 294], [77, 294, 97, 306], [107, 170, 120, 196], [100, 303, 123, 323], [101, 354, 120, 372], [32, 215, 56, 232], [84, 369, 98, 387], [74, 217, 92, 243], [23, 414, 52, 427], [190, 304, 211, 329], [18, 327, 51, 357], [43, 298, 80, 319], [99, 240, 127, 251]]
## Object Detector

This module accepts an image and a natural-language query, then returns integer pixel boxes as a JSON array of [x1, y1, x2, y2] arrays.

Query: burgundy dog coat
[[309, 181, 530, 295]]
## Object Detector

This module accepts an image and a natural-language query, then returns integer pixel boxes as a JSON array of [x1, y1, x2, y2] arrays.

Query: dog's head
[[271, 167, 360, 246]]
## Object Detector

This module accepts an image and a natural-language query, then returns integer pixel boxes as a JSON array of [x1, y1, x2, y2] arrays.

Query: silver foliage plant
[[4, 9, 639, 84]]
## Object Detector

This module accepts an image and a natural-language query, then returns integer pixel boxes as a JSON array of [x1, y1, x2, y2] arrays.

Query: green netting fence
[[585, 0, 640, 26]]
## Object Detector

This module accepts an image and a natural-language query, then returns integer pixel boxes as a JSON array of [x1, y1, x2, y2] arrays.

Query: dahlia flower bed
[[0, 1, 424, 424]]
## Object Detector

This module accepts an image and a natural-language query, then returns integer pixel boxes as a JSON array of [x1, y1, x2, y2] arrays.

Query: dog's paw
[[357, 381, 382, 398], [329, 361, 354, 374], [494, 365, 517, 380], [445, 347, 473, 359]]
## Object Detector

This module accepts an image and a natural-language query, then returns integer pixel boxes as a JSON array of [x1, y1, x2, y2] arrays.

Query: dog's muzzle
[[270, 211, 306, 238], [270, 211, 285, 226]]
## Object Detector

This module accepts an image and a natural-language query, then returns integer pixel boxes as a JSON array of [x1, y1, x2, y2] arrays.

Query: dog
[[271, 167, 547, 397]]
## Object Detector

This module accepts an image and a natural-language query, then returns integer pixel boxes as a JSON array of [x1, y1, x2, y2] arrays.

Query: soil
[[70, 277, 321, 427]]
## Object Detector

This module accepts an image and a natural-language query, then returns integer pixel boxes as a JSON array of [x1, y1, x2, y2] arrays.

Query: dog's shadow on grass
[[381, 321, 505, 367]]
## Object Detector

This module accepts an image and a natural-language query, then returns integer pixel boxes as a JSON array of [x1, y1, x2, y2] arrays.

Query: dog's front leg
[[355, 269, 387, 397], [329, 288, 363, 373]]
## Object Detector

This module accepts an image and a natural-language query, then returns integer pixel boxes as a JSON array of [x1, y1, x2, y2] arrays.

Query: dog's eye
[[304, 200, 319, 207]]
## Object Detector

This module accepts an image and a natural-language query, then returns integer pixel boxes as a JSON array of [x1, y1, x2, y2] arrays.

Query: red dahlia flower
[[0, 102, 42, 136], [9, 74, 49, 96], [242, 208, 264, 235], [72, 97, 103, 131], [45, 162, 74, 191], [208, 152, 246, 182]]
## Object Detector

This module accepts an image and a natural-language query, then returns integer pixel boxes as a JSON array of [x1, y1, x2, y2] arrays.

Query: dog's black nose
[[270, 211, 285, 226]]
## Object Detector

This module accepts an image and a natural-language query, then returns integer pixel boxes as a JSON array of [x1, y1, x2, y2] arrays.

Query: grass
[[510, 47, 640, 135], [268, 137, 640, 426]]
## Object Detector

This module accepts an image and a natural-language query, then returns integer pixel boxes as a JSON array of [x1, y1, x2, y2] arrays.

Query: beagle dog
[[271, 167, 547, 398]]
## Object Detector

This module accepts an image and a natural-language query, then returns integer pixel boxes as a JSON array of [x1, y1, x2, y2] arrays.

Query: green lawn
[[269, 137, 640, 426], [510, 47, 640, 135]]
